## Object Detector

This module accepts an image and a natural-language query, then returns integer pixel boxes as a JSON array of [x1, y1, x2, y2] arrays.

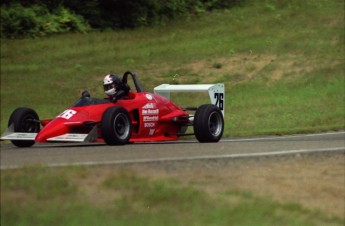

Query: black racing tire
[[193, 104, 224, 143], [8, 107, 40, 147], [101, 107, 132, 145]]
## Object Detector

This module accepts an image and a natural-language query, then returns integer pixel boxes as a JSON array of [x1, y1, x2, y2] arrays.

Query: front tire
[[101, 107, 132, 145], [193, 104, 224, 143], [8, 107, 40, 147]]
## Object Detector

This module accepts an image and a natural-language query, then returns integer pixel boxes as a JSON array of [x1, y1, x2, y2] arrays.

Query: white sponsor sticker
[[144, 122, 155, 128], [146, 94, 153, 100], [142, 103, 156, 109], [143, 115, 159, 121], [142, 109, 159, 115], [149, 129, 155, 135]]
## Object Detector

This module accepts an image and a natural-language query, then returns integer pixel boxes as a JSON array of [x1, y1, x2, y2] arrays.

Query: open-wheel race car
[[1, 72, 224, 147]]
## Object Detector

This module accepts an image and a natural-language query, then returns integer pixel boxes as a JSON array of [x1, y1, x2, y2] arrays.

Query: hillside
[[1, 0, 344, 136]]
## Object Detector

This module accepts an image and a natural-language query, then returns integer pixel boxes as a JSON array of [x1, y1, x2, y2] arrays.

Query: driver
[[103, 73, 130, 102]]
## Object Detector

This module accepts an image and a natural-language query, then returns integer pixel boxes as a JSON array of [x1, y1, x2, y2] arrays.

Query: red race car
[[1, 72, 224, 147]]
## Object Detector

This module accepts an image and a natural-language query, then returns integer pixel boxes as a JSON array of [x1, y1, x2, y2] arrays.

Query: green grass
[[1, 0, 344, 136], [1, 166, 343, 226], [1, 2, 344, 224], [228, 68, 345, 136]]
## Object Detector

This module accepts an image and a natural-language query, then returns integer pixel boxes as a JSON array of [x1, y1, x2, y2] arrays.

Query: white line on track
[[221, 131, 345, 142], [1, 131, 344, 169], [2, 146, 343, 169], [121, 131, 345, 145]]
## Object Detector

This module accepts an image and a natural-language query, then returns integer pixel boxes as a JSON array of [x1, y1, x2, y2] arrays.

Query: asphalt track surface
[[1, 132, 344, 169]]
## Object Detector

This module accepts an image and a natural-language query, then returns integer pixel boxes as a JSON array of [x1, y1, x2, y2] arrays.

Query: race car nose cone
[[35, 119, 69, 142], [35, 132, 48, 142]]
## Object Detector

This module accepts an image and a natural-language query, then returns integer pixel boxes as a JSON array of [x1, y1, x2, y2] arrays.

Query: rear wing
[[154, 83, 225, 115]]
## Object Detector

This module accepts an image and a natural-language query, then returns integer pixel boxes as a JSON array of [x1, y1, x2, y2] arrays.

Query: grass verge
[[1, 0, 344, 136], [1, 166, 343, 226]]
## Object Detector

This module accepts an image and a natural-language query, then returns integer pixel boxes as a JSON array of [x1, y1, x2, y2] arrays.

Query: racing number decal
[[214, 93, 224, 110], [58, 110, 77, 120]]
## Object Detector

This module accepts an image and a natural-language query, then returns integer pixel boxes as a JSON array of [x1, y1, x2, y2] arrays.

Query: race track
[[1, 131, 344, 169]]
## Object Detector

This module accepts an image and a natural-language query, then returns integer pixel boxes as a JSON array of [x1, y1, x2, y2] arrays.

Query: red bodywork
[[35, 92, 189, 143]]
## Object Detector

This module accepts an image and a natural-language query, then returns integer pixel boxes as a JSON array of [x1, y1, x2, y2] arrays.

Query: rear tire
[[101, 107, 132, 145], [193, 104, 224, 143], [8, 107, 40, 147]]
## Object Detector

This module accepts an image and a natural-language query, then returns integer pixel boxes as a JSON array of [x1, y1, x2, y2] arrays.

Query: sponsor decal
[[144, 122, 155, 128], [143, 115, 159, 121], [142, 109, 159, 115], [142, 103, 156, 109], [142, 102, 159, 130], [149, 129, 155, 135], [145, 93, 153, 100]]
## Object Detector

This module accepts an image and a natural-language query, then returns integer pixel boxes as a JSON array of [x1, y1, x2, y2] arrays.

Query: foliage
[[0, 0, 242, 37], [96, 0, 241, 28], [0, 3, 90, 38]]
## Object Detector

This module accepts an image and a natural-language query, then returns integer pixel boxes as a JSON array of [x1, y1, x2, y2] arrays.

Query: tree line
[[1, 0, 243, 38]]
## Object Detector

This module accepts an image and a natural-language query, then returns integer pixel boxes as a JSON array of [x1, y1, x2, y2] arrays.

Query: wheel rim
[[113, 113, 130, 139], [208, 112, 223, 137], [21, 115, 38, 132]]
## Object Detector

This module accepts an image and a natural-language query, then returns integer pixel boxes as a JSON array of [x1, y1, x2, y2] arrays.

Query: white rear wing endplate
[[154, 83, 225, 115]]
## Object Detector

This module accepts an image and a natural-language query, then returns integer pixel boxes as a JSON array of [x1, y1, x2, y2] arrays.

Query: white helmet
[[103, 74, 121, 96]]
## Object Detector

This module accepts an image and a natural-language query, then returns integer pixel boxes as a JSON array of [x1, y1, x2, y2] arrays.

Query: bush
[[1, 4, 38, 37], [98, 0, 243, 28], [1, 3, 91, 38], [0, 0, 243, 37]]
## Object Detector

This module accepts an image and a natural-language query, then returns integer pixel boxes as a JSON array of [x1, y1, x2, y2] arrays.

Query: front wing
[[1, 124, 98, 143]]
